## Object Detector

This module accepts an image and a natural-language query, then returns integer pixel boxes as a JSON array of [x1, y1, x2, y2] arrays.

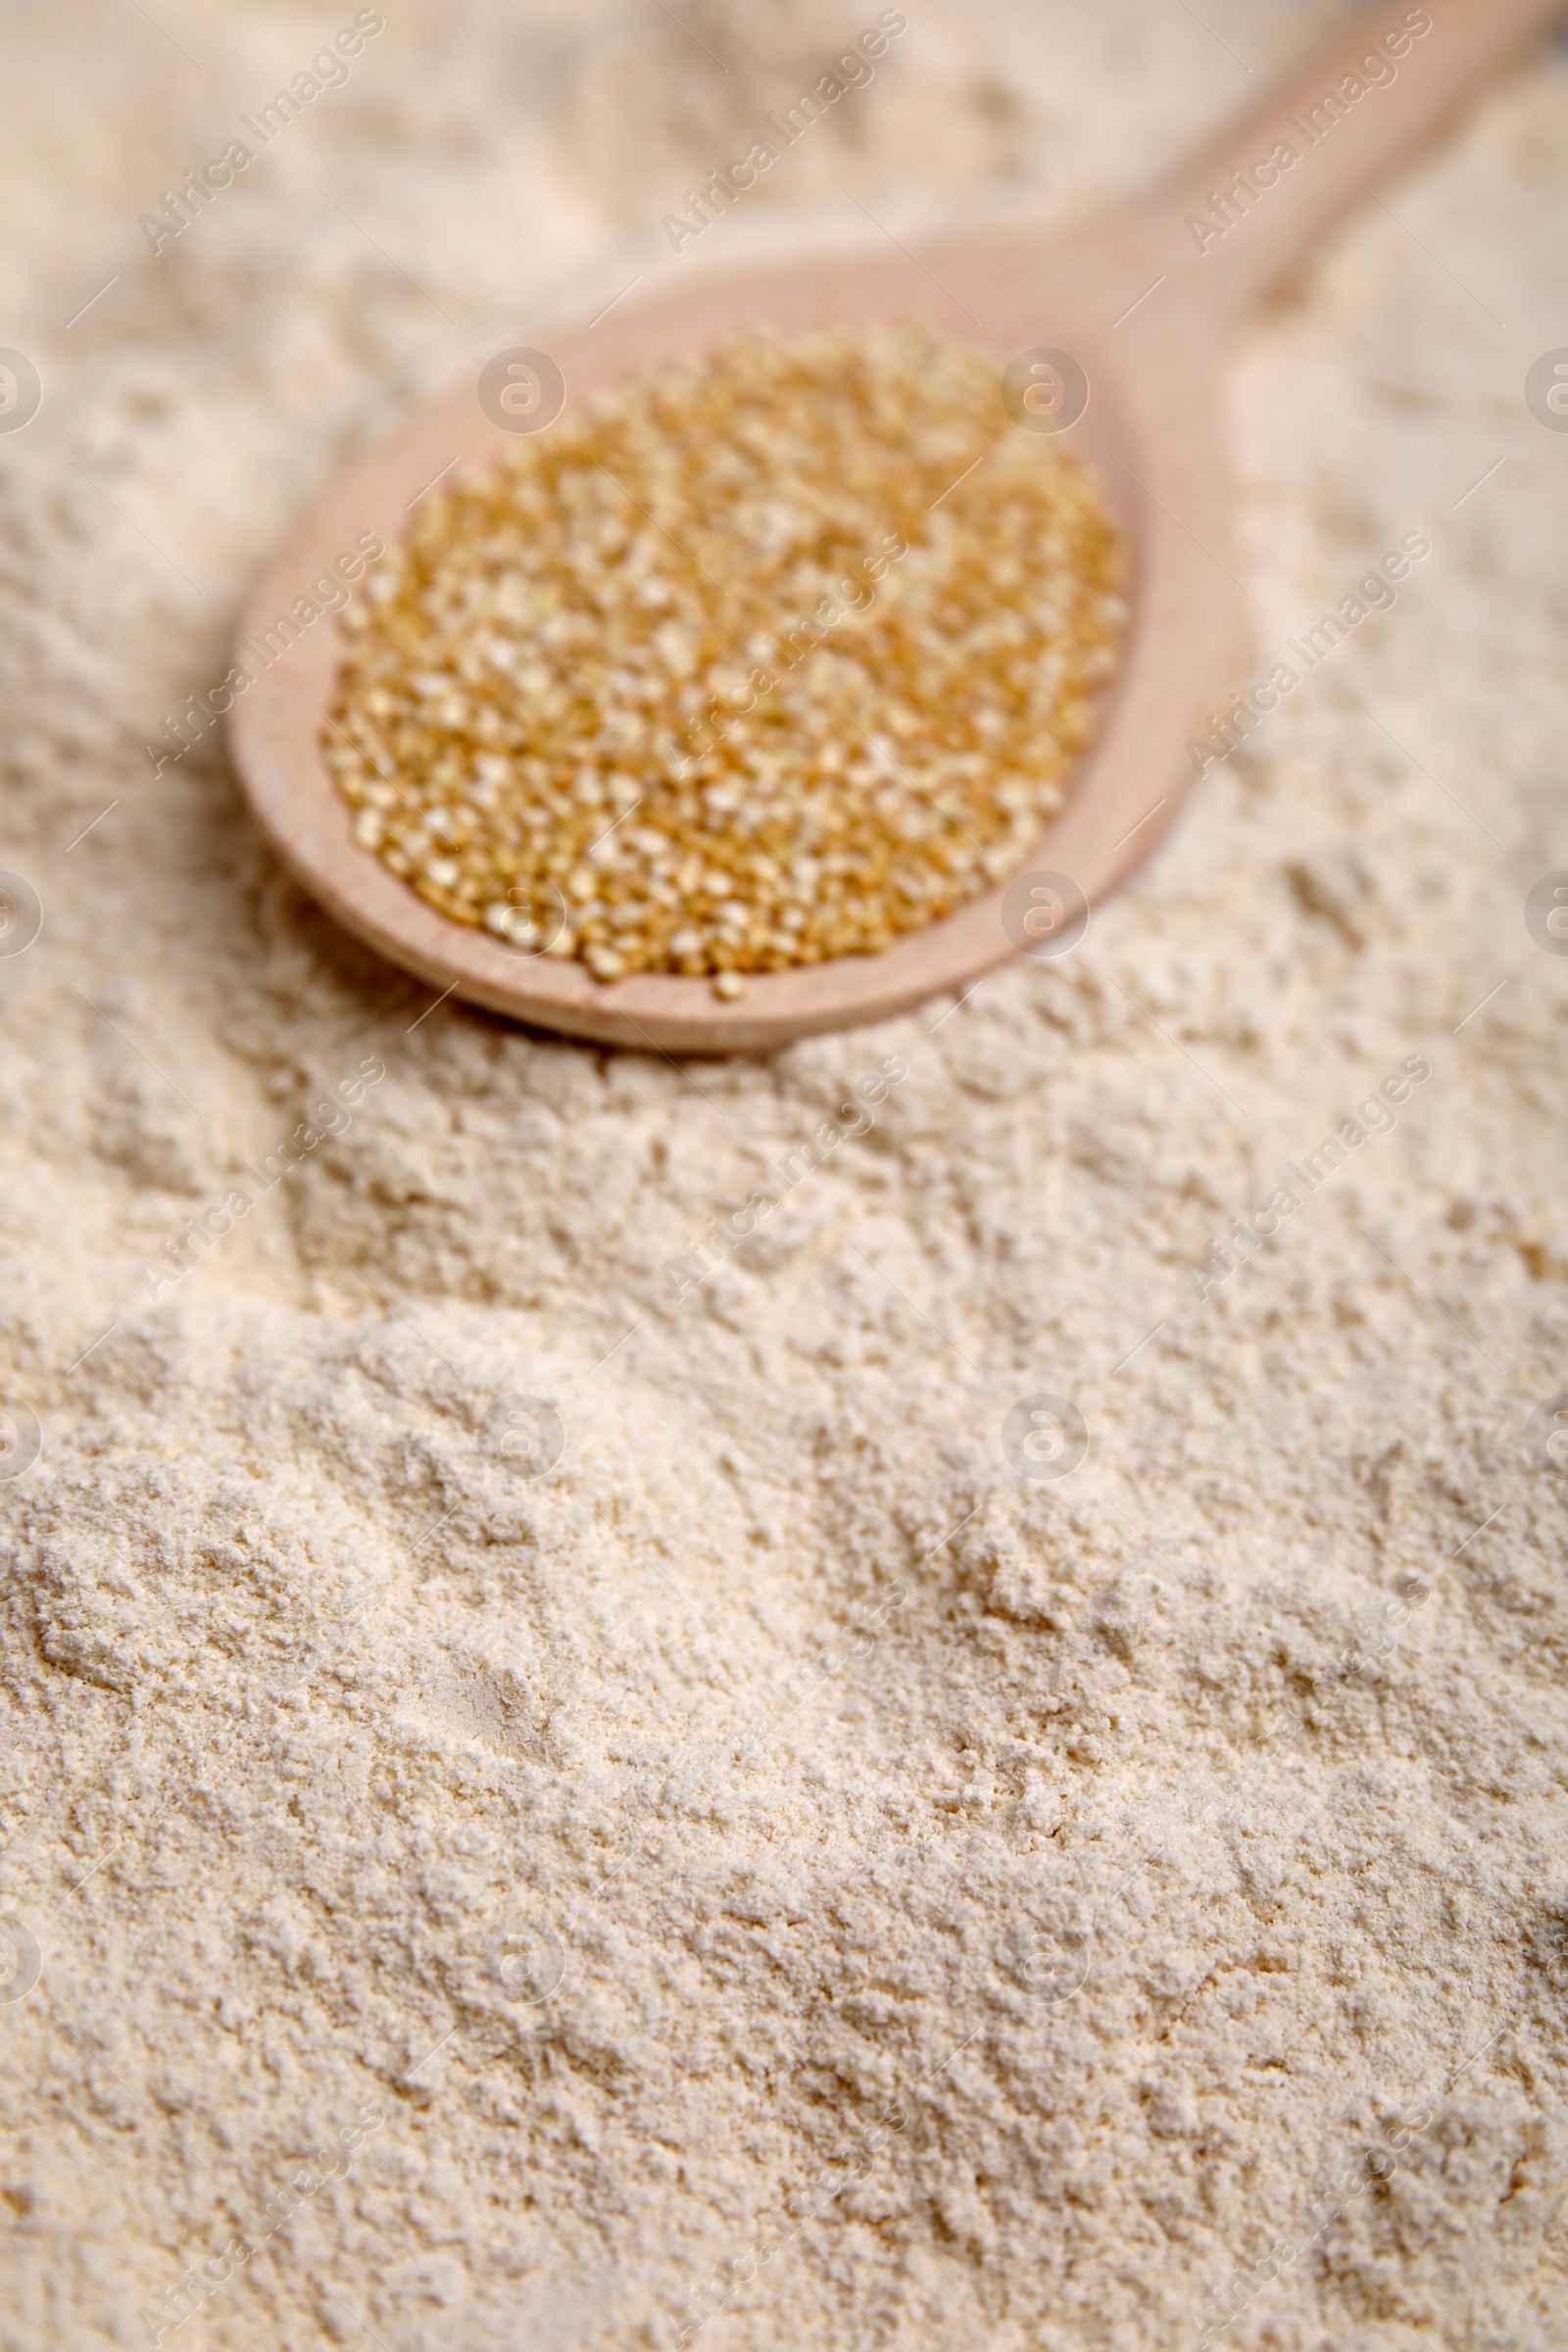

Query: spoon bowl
[[228, 0, 1554, 1051]]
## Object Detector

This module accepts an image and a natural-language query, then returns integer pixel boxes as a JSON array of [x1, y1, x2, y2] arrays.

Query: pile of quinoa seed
[[327, 325, 1124, 993]]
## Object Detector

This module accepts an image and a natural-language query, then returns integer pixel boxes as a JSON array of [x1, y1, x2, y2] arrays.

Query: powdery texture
[[1, 4, 1566, 2350]]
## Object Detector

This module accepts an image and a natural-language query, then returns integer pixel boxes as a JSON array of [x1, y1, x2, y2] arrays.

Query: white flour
[[1, 3, 1566, 2347]]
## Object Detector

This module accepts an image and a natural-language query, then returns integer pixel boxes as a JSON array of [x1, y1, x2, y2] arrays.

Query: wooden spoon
[[229, 0, 1555, 1053]]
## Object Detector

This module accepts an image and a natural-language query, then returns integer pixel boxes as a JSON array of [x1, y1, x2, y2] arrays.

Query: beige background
[[1, 2, 1566, 2346]]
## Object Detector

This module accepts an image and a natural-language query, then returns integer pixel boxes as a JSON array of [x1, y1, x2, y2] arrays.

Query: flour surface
[[1, 4, 1566, 2348]]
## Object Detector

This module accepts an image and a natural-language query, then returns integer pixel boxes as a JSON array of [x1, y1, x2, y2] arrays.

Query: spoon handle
[[1137, 0, 1561, 326]]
